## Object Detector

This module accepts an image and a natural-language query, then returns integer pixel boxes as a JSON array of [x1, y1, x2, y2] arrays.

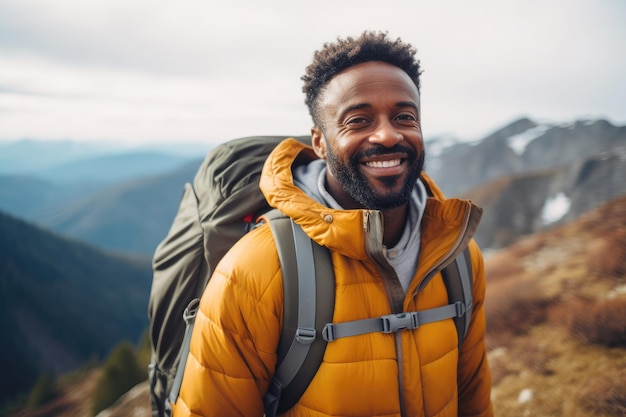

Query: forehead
[[318, 61, 420, 112]]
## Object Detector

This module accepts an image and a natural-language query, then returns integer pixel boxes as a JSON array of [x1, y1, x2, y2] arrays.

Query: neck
[[381, 204, 409, 247]]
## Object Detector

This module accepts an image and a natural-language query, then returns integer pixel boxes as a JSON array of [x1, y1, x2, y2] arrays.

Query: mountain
[[0, 149, 201, 227], [11, 194, 626, 417], [35, 152, 193, 186], [0, 176, 63, 220], [39, 159, 202, 255], [0, 140, 121, 174], [465, 148, 626, 249], [425, 118, 626, 249], [427, 118, 626, 197], [0, 139, 210, 175], [0, 211, 152, 406], [424, 118, 533, 196]]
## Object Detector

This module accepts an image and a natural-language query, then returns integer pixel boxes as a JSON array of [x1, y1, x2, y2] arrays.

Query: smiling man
[[173, 31, 493, 417]]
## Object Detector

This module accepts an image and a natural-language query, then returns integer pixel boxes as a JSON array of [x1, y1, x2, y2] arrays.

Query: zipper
[[362, 210, 404, 312], [413, 204, 473, 297], [362, 209, 408, 416], [363, 210, 370, 233]]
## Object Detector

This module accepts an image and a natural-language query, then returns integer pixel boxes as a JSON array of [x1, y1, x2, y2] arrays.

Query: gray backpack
[[147, 136, 473, 417]]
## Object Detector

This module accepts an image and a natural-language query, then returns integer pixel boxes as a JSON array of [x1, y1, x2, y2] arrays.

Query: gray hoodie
[[293, 159, 427, 293]]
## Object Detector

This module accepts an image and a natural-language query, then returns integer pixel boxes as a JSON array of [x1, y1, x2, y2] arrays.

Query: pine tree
[[27, 372, 56, 407], [91, 341, 145, 415]]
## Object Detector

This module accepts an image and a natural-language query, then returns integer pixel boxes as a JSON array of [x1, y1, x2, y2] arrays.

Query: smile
[[365, 159, 402, 168]]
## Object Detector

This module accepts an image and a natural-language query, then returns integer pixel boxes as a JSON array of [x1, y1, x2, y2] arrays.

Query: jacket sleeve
[[172, 228, 283, 417], [457, 240, 494, 417]]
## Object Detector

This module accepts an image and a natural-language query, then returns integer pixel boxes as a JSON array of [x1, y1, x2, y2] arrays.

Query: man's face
[[312, 61, 424, 210]]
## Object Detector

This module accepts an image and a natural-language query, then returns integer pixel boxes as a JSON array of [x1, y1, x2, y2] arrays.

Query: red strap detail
[[243, 213, 254, 223]]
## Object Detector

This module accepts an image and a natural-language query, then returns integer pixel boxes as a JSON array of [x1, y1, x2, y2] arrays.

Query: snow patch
[[608, 284, 626, 299], [425, 135, 463, 157], [518, 388, 534, 404], [506, 125, 549, 155], [541, 192, 571, 224]]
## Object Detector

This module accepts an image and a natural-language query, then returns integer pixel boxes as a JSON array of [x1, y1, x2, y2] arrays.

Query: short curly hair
[[302, 30, 422, 127]]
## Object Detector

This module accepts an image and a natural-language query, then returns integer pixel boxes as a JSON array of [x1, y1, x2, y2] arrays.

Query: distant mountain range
[[35, 151, 194, 185], [425, 118, 625, 197], [425, 118, 626, 249], [1, 118, 625, 255], [0, 139, 211, 174], [40, 159, 202, 255], [0, 211, 152, 406]]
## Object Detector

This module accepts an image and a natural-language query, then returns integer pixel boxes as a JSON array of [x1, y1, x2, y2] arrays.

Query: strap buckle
[[295, 327, 316, 344], [321, 323, 335, 342], [381, 312, 419, 333], [454, 301, 466, 317]]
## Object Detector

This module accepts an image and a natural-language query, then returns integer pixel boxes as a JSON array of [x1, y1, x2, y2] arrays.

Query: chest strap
[[321, 301, 467, 342]]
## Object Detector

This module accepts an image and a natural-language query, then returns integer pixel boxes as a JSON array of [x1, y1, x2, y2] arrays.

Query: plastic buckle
[[381, 312, 419, 333], [454, 301, 466, 317], [295, 327, 316, 344], [321, 323, 335, 342]]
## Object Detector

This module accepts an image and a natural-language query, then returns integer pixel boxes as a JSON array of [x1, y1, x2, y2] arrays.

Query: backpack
[[147, 135, 474, 417]]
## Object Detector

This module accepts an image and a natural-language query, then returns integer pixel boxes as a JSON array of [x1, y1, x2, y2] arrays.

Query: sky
[[0, 0, 624, 146]]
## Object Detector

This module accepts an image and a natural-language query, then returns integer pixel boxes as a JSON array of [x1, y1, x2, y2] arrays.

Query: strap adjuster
[[454, 301, 466, 317], [321, 323, 335, 342], [295, 327, 316, 344], [381, 312, 419, 333]]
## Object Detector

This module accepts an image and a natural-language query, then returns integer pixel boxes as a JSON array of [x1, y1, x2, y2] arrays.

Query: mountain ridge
[[0, 211, 152, 406]]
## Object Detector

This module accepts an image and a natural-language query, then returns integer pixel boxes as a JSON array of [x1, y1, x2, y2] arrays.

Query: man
[[172, 31, 493, 417]]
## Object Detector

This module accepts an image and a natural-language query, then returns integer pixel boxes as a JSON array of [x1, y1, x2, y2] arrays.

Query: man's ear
[[311, 127, 327, 159]]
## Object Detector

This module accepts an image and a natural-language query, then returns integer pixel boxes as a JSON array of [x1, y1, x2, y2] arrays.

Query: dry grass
[[587, 229, 626, 278], [568, 296, 626, 347], [485, 275, 555, 349], [576, 368, 626, 415], [485, 196, 626, 416], [489, 325, 626, 417]]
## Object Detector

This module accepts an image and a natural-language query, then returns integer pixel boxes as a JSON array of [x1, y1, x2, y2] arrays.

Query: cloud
[[0, 0, 624, 144]]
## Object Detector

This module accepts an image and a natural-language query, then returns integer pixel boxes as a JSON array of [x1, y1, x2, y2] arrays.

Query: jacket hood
[[260, 138, 370, 260], [260, 138, 483, 266]]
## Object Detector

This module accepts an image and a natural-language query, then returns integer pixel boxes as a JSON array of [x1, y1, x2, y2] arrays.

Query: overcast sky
[[0, 0, 624, 146]]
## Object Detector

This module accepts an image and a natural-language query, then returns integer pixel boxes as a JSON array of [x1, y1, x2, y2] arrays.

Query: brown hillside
[[10, 370, 102, 417], [485, 194, 626, 416]]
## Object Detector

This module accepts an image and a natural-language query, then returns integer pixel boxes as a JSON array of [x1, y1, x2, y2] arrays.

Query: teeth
[[366, 159, 401, 168]]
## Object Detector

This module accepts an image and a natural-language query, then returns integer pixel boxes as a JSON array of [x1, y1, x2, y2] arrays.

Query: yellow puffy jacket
[[173, 139, 493, 417]]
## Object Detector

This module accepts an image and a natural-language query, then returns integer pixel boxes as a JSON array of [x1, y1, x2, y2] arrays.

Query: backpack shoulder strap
[[263, 211, 334, 417], [441, 247, 473, 346]]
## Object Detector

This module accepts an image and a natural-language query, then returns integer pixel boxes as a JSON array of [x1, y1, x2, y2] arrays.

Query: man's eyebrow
[[337, 103, 371, 120], [338, 101, 419, 120], [396, 101, 419, 111]]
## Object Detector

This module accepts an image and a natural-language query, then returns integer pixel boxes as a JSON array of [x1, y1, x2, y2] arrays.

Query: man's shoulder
[[214, 223, 282, 287]]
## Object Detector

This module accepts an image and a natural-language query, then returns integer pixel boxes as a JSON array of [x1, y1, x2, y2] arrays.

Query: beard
[[326, 143, 425, 210]]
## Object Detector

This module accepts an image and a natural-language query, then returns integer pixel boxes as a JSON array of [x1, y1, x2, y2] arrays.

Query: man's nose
[[369, 119, 403, 147]]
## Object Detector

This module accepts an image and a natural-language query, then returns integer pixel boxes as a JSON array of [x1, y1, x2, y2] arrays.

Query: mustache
[[355, 144, 419, 160]]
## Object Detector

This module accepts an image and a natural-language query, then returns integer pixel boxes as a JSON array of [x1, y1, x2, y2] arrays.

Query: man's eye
[[396, 113, 416, 121], [346, 117, 368, 125]]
